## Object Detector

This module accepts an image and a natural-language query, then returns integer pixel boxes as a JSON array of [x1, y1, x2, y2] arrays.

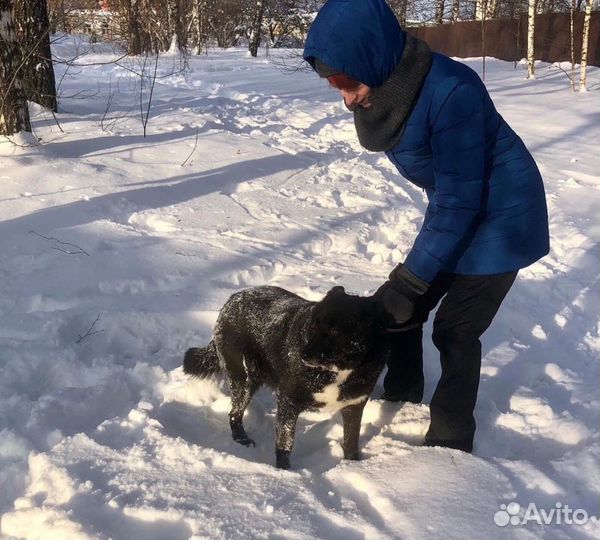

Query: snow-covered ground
[[0, 35, 598, 540]]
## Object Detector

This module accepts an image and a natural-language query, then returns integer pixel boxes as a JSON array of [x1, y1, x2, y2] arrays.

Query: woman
[[303, 0, 549, 452]]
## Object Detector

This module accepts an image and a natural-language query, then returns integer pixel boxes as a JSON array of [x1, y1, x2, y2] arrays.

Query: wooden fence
[[409, 11, 600, 67]]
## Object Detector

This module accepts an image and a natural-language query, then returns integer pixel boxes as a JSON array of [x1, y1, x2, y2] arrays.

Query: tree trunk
[[176, 0, 187, 51], [475, 0, 486, 20], [579, 0, 592, 91], [167, 0, 185, 52], [526, 0, 536, 79], [0, 0, 32, 135], [14, 0, 57, 112], [514, 12, 521, 69], [192, 0, 202, 53], [451, 0, 460, 23], [48, 0, 65, 33], [486, 0, 498, 18], [168, 0, 178, 48], [435, 0, 445, 24], [400, 0, 408, 26], [128, 0, 142, 55], [481, 18, 486, 81], [570, 0, 576, 91], [394, 0, 408, 26], [249, 0, 265, 57]]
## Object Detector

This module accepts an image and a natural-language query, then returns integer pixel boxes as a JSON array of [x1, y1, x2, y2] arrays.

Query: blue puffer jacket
[[303, 0, 550, 282]]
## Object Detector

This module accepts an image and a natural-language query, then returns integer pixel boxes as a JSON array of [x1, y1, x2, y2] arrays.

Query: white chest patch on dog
[[312, 368, 367, 412]]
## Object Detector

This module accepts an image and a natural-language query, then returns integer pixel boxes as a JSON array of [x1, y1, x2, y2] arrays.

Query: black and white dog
[[183, 285, 390, 469]]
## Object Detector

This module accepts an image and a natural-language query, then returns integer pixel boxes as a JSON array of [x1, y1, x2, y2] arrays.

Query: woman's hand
[[374, 264, 430, 326]]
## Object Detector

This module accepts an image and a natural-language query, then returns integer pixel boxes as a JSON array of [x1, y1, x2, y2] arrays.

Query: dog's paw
[[234, 436, 256, 447]]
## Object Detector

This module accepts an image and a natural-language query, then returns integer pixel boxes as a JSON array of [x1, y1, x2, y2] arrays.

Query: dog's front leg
[[341, 400, 367, 460], [275, 394, 300, 470]]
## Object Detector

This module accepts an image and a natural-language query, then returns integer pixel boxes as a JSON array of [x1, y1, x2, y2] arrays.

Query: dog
[[183, 285, 391, 469]]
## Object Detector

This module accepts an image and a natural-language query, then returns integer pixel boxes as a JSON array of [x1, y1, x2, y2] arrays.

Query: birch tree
[[0, 0, 32, 135], [579, 0, 593, 91], [451, 0, 460, 22], [435, 0, 445, 23], [398, 0, 408, 26], [167, 0, 178, 51], [14, 0, 57, 111], [485, 0, 498, 18], [167, 0, 186, 52], [570, 0, 576, 91], [191, 0, 207, 53], [526, 0, 536, 79], [475, 0, 486, 20]]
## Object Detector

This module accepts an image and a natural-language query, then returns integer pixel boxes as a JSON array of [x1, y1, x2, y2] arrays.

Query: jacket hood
[[303, 0, 406, 88]]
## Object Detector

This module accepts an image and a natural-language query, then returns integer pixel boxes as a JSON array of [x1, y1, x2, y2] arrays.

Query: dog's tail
[[183, 341, 221, 379]]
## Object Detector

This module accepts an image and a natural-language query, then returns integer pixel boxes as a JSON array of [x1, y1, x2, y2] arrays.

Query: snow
[[0, 34, 599, 539]]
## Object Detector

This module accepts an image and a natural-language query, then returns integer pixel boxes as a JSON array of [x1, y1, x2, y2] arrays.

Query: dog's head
[[301, 286, 382, 370]]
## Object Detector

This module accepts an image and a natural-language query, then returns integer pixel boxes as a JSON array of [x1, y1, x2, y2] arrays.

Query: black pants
[[383, 271, 518, 452]]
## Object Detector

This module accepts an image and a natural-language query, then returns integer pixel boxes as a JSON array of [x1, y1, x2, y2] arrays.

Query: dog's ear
[[326, 286, 346, 297]]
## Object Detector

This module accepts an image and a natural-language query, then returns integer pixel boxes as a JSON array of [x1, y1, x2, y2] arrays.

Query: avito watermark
[[494, 501, 598, 527]]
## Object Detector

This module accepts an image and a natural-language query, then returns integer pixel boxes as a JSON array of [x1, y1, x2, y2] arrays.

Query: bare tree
[[388, 0, 409, 26], [579, 0, 593, 91], [398, 0, 409, 26], [191, 0, 209, 53], [205, 0, 245, 48], [0, 0, 32, 136], [139, 52, 159, 137], [451, 0, 460, 22], [48, 0, 65, 33], [435, 0, 445, 23], [570, 0, 576, 90], [14, 0, 57, 112], [128, 0, 142, 55], [249, 0, 266, 57], [167, 0, 181, 51], [526, 0, 536, 79], [485, 0, 499, 17], [264, 0, 313, 47], [475, 0, 486, 19], [481, 14, 487, 80]]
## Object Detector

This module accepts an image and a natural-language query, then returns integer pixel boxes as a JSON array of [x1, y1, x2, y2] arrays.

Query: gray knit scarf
[[354, 34, 432, 152]]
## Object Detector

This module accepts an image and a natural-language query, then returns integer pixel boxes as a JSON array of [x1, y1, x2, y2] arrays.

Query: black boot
[[421, 437, 473, 453]]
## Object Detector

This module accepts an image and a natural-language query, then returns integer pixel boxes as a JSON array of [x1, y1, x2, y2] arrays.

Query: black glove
[[375, 263, 430, 326]]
